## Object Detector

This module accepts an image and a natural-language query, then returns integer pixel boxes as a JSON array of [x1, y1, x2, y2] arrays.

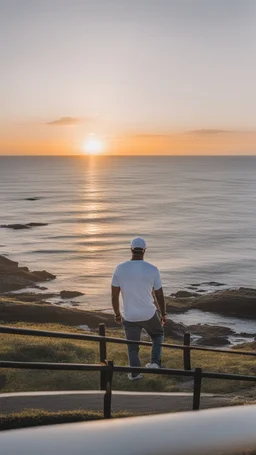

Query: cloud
[[46, 117, 81, 126], [129, 130, 239, 139], [185, 129, 232, 135], [129, 133, 171, 139]]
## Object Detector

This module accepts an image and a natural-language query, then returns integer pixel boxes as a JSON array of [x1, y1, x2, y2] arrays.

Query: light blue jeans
[[123, 311, 164, 377]]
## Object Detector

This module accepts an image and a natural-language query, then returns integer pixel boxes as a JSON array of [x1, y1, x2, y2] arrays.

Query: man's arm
[[153, 268, 166, 319], [154, 287, 166, 321], [152, 290, 160, 311], [111, 285, 122, 324]]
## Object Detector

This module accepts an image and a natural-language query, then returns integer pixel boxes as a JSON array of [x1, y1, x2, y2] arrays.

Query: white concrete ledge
[[0, 405, 256, 455]]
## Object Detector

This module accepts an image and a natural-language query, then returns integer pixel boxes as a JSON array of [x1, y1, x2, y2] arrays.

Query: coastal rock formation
[[60, 290, 84, 299], [0, 256, 18, 268], [0, 297, 186, 340], [1, 223, 48, 230], [5, 292, 57, 304], [0, 255, 56, 293], [171, 290, 199, 298], [193, 288, 256, 319], [196, 336, 231, 346], [32, 270, 55, 281], [164, 319, 187, 339], [238, 332, 256, 338], [0, 297, 119, 329], [166, 287, 256, 319], [1, 254, 256, 347], [186, 324, 235, 337], [33, 285, 48, 290]]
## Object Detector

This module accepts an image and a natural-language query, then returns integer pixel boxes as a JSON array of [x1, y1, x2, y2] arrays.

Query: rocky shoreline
[[166, 287, 256, 319], [0, 254, 256, 347]]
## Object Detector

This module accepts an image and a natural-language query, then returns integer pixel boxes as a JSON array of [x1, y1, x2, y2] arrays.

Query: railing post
[[104, 361, 114, 419], [193, 367, 202, 411], [183, 332, 191, 370], [99, 323, 107, 390]]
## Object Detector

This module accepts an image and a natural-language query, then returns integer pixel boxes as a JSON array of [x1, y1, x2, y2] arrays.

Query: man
[[111, 237, 167, 380]]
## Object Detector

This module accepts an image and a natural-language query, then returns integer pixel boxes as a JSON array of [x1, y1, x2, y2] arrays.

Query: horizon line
[[1, 154, 256, 158]]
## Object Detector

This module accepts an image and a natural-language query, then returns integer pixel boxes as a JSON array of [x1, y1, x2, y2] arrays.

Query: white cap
[[131, 237, 147, 250]]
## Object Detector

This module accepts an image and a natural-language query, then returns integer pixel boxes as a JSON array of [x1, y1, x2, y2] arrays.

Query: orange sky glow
[[1, 126, 256, 156]]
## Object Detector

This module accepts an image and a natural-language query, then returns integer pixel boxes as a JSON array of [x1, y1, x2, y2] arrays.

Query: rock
[[5, 292, 57, 303], [0, 254, 56, 293], [32, 270, 56, 281], [0, 283, 25, 293], [164, 319, 187, 339], [173, 290, 199, 298], [237, 286, 256, 295], [0, 256, 18, 268], [27, 223, 48, 227], [201, 281, 225, 287], [1, 224, 30, 230], [196, 336, 231, 346], [0, 299, 119, 328], [190, 283, 201, 287], [25, 197, 41, 201], [1, 223, 48, 230], [167, 287, 256, 319], [60, 290, 84, 299], [194, 288, 256, 318], [187, 324, 235, 337], [165, 296, 195, 313], [238, 332, 256, 338], [32, 285, 48, 290]]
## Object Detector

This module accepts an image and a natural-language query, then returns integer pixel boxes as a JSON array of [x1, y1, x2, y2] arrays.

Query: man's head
[[131, 237, 146, 259]]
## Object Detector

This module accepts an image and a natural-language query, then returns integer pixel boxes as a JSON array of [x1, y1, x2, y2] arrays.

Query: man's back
[[112, 260, 161, 322]]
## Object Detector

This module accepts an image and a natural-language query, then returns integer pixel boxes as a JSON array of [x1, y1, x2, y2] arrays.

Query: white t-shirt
[[111, 260, 162, 322]]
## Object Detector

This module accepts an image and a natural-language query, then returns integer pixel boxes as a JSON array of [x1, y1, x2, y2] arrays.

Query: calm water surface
[[1, 156, 256, 316]]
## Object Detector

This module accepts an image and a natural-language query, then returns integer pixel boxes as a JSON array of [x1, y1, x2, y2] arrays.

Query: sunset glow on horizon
[[83, 135, 105, 155]]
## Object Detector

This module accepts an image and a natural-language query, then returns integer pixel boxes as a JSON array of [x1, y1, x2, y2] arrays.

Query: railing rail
[[0, 324, 255, 356], [0, 324, 255, 418]]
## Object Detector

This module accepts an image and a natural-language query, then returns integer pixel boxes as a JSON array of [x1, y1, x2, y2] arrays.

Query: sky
[[1, 0, 256, 155]]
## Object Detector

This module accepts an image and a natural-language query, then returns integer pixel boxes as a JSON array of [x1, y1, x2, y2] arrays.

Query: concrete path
[[0, 391, 233, 415]]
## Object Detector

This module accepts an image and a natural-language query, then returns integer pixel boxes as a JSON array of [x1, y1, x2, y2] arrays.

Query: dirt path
[[0, 391, 238, 415]]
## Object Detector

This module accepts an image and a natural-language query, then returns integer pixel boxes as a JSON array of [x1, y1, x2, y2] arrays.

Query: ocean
[[1, 155, 256, 313]]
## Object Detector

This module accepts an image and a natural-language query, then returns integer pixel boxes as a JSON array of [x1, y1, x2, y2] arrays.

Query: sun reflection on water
[[75, 158, 112, 283]]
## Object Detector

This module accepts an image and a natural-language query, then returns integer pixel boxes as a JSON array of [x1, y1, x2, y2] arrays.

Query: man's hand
[[114, 313, 122, 324], [112, 285, 121, 324], [161, 314, 167, 326]]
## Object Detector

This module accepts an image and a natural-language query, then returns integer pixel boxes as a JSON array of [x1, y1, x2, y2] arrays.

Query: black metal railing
[[0, 324, 255, 418]]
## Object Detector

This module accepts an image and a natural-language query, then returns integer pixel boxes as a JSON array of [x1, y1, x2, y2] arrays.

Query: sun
[[83, 135, 104, 155]]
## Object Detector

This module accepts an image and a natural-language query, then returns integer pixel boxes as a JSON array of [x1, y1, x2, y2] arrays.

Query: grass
[[0, 408, 133, 431], [191, 348, 256, 393], [0, 321, 255, 394]]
